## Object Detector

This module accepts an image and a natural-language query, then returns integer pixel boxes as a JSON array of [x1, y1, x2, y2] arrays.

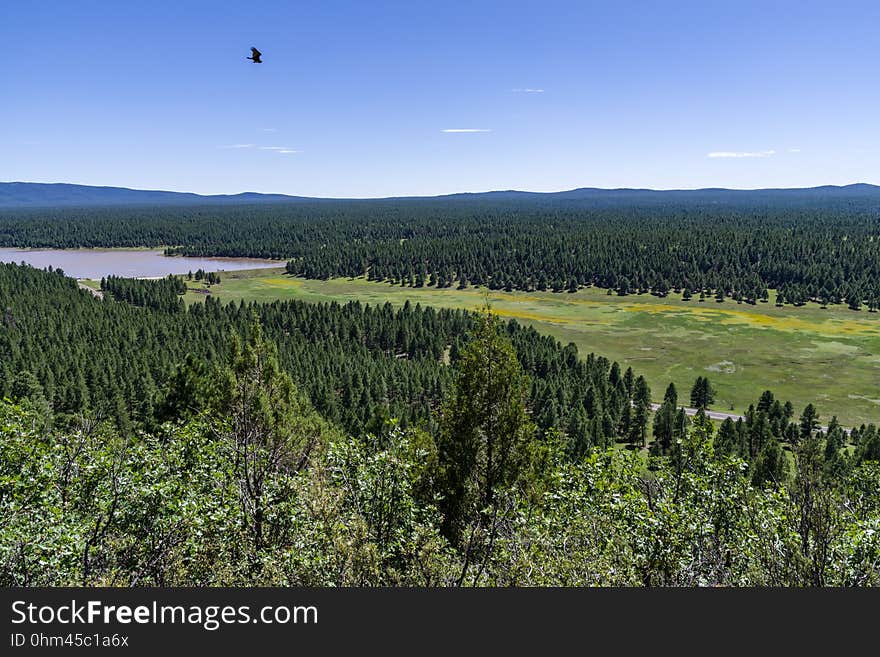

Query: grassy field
[[174, 268, 880, 427], [78, 278, 101, 291]]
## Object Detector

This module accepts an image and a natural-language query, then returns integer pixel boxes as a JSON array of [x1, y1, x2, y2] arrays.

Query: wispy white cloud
[[262, 128, 278, 132], [707, 150, 776, 158], [442, 128, 492, 133], [257, 146, 301, 154], [221, 143, 299, 154], [512, 88, 544, 93], [788, 148, 801, 153]]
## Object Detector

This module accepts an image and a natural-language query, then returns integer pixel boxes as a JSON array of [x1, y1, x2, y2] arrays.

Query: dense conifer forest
[[1, 263, 636, 450], [2, 196, 879, 307]]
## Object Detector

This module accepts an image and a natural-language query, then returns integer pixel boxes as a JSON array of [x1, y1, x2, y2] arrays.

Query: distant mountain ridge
[[433, 183, 880, 201], [0, 183, 307, 208], [1, 181, 879, 208]]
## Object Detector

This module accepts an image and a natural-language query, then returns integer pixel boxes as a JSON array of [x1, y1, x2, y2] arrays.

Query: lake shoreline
[[0, 247, 284, 280]]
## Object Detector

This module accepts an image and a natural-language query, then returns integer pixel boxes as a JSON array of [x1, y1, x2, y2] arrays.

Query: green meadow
[[177, 268, 880, 427]]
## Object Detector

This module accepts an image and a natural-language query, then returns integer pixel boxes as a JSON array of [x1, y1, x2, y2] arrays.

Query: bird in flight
[[247, 47, 262, 63]]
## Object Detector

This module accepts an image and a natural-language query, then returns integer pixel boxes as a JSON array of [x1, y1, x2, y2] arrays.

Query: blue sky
[[2, 1, 878, 197]]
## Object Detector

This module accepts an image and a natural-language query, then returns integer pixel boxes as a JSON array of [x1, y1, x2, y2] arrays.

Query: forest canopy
[[2, 196, 879, 307]]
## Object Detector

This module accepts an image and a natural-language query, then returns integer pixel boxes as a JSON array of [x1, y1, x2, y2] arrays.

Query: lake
[[0, 248, 283, 279]]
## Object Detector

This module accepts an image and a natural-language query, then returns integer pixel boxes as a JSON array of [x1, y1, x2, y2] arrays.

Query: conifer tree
[[435, 310, 535, 545]]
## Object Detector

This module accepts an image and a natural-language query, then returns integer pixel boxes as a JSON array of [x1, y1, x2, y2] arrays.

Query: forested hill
[[0, 261, 639, 452], [434, 183, 880, 203], [2, 180, 878, 208], [0, 182, 306, 208]]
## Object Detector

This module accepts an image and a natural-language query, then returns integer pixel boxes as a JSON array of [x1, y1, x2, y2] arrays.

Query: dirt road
[[648, 403, 846, 433], [77, 280, 103, 299], [649, 403, 743, 423]]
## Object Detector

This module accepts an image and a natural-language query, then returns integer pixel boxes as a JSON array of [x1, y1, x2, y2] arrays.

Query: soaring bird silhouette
[[247, 47, 262, 63]]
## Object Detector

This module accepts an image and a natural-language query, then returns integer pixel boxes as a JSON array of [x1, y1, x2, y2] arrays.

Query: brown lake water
[[0, 248, 283, 279]]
